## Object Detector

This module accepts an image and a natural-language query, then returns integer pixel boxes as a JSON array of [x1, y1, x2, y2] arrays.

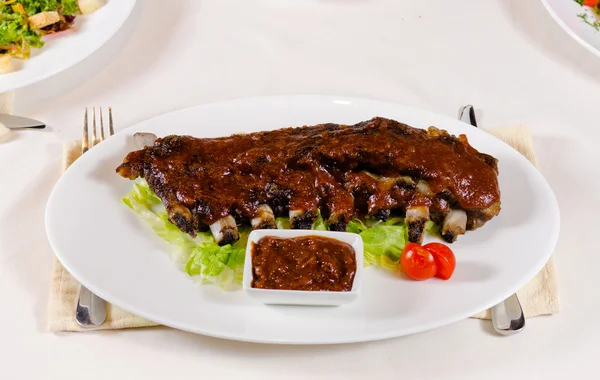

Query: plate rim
[[45, 94, 561, 344]]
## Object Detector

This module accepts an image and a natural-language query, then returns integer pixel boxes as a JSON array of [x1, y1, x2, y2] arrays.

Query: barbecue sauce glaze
[[117, 117, 500, 229]]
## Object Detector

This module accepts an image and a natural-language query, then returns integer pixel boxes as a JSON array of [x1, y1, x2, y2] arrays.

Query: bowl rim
[[242, 229, 364, 295]]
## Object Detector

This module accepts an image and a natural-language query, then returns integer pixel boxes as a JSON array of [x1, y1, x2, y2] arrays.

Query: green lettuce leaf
[[184, 243, 246, 290], [348, 217, 408, 270], [425, 220, 441, 238], [275, 217, 291, 229], [312, 212, 328, 231], [61, 0, 80, 15]]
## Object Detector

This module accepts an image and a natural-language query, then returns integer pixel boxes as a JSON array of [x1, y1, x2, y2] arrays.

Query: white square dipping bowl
[[243, 229, 364, 306]]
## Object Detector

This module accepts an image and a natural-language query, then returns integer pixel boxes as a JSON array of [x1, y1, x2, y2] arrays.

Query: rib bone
[[289, 210, 318, 229], [168, 204, 196, 236], [133, 132, 158, 148], [406, 206, 429, 244], [441, 209, 467, 243], [210, 216, 239, 246], [416, 180, 434, 197], [251, 204, 276, 229]]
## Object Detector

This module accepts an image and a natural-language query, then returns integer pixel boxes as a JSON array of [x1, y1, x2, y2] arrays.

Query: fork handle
[[491, 293, 526, 335], [75, 285, 107, 327]]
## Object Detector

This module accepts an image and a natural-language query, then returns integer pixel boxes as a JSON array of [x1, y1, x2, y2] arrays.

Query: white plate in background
[[0, 0, 136, 93]]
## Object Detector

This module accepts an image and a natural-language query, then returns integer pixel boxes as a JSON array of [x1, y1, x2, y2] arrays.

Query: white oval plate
[[0, 0, 136, 93], [542, 0, 600, 58], [45, 95, 560, 344]]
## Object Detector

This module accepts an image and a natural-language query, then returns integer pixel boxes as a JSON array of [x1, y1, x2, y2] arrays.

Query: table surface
[[1, 1, 598, 379]]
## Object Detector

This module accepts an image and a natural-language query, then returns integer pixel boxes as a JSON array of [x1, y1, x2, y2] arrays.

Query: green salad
[[122, 180, 441, 290], [0, 0, 103, 62]]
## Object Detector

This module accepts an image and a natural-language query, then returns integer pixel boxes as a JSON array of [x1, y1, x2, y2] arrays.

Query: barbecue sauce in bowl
[[251, 235, 357, 292]]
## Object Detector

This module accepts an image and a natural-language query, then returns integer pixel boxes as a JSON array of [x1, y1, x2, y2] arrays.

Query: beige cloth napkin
[[0, 92, 15, 114], [48, 141, 160, 332], [0, 92, 15, 141], [47, 126, 559, 332]]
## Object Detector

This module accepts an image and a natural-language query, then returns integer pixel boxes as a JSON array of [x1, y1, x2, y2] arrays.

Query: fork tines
[[82, 107, 113, 155]]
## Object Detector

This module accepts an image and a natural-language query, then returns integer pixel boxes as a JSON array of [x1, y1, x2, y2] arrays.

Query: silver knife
[[0, 114, 46, 129], [458, 105, 526, 336]]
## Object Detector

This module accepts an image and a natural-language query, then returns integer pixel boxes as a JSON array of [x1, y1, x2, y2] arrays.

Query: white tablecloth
[[1, 1, 598, 378]]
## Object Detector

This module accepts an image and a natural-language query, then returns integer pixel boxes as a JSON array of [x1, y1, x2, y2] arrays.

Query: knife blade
[[0, 114, 46, 129]]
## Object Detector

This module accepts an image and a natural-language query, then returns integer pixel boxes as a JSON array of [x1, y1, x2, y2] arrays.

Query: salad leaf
[[0, 12, 44, 58], [348, 217, 408, 270], [61, 0, 79, 16], [311, 212, 328, 231], [275, 217, 291, 230], [12, 0, 74, 15], [425, 220, 441, 238], [185, 243, 246, 291]]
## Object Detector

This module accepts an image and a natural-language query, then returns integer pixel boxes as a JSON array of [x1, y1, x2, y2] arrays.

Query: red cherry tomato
[[584, 0, 598, 8], [423, 242, 456, 280], [400, 243, 437, 281]]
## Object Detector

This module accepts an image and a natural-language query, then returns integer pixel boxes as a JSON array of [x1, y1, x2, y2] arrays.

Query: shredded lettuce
[[425, 220, 441, 238], [275, 217, 291, 230], [311, 212, 328, 231], [0, 11, 44, 58], [184, 242, 246, 291], [61, 0, 79, 16], [9, 0, 80, 16], [347, 217, 409, 270], [122, 180, 427, 290]]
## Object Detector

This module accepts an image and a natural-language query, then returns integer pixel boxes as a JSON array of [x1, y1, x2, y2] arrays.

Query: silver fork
[[75, 107, 113, 327]]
